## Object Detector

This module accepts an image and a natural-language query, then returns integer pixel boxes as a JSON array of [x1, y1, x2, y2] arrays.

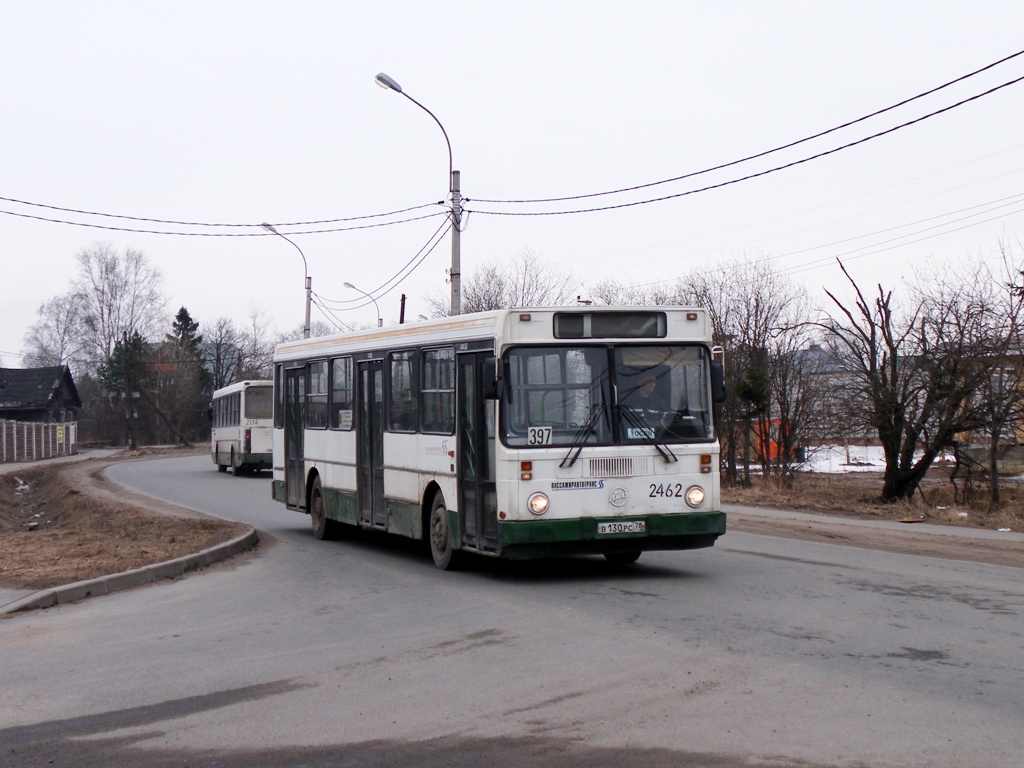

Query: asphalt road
[[1, 454, 1022, 768]]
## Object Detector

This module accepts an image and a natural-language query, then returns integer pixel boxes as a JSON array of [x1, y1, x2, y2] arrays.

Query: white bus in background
[[211, 380, 274, 475], [272, 307, 726, 569]]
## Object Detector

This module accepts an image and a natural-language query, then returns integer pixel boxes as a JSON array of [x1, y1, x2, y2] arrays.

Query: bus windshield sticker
[[627, 427, 656, 440], [528, 426, 553, 445]]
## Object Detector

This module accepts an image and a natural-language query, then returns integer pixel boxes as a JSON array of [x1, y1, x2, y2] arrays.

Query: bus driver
[[630, 372, 668, 426]]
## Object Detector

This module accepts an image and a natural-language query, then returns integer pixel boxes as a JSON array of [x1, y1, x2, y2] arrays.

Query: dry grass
[[0, 465, 247, 590], [722, 467, 1024, 532]]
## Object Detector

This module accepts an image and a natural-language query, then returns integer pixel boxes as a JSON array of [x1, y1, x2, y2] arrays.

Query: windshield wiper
[[560, 402, 606, 468], [618, 405, 678, 464]]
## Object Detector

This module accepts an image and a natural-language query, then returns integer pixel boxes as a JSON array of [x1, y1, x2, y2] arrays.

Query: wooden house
[[0, 365, 82, 422]]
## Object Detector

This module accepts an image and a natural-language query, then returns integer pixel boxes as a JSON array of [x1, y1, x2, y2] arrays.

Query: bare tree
[[71, 242, 166, 373], [763, 313, 825, 481], [963, 244, 1024, 505], [278, 320, 338, 342], [428, 247, 579, 315], [21, 293, 84, 369], [822, 260, 994, 502], [237, 305, 276, 380], [679, 257, 813, 486], [585, 277, 684, 307], [202, 317, 243, 391]]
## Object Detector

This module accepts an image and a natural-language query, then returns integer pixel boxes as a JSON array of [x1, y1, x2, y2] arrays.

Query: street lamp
[[374, 72, 463, 316], [344, 281, 382, 327], [261, 222, 312, 339]]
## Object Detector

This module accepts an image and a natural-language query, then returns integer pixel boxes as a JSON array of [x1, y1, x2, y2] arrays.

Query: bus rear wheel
[[428, 494, 461, 570], [604, 551, 642, 566], [309, 477, 340, 541]]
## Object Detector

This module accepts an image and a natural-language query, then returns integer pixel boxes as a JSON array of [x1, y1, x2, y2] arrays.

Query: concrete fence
[[0, 420, 78, 464]]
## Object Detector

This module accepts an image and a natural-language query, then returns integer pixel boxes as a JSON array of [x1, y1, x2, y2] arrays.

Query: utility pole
[[450, 170, 462, 316], [121, 331, 136, 450]]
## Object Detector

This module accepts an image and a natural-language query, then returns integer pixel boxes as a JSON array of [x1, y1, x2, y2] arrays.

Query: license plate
[[597, 520, 646, 535]]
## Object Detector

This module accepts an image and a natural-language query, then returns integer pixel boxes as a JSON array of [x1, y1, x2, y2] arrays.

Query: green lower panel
[[241, 452, 272, 468], [497, 511, 726, 559], [386, 499, 422, 539], [272, 479, 287, 504], [324, 488, 358, 526]]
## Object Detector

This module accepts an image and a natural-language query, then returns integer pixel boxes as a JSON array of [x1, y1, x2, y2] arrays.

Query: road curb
[[1, 528, 259, 615]]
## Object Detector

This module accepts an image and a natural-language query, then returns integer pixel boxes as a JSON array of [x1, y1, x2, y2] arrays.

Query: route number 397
[[528, 426, 553, 445]]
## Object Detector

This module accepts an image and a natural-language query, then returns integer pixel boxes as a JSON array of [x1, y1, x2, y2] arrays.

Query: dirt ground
[[0, 448, 249, 590], [725, 469, 1024, 569], [1, 448, 1021, 593]]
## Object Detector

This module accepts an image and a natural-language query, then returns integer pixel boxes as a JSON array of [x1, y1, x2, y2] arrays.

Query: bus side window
[[422, 347, 455, 434], [388, 350, 418, 432], [307, 361, 329, 429], [330, 356, 354, 430]]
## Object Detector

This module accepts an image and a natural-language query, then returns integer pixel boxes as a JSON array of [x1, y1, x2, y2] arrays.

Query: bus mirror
[[711, 362, 726, 404], [482, 357, 503, 400]]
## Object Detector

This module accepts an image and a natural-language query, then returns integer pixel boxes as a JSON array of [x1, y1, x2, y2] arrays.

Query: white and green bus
[[271, 307, 726, 569], [211, 380, 274, 475]]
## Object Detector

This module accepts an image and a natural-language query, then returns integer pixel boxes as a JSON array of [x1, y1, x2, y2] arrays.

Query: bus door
[[457, 352, 499, 553], [284, 367, 305, 508], [357, 359, 386, 527]]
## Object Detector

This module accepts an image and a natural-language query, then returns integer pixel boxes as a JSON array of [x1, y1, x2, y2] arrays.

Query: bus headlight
[[527, 492, 550, 516], [684, 485, 705, 508]]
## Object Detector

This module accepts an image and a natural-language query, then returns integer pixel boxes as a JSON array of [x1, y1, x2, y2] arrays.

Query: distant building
[[0, 365, 82, 422]]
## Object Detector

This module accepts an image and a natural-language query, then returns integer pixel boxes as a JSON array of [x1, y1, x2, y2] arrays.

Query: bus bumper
[[496, 511, 726, 559]]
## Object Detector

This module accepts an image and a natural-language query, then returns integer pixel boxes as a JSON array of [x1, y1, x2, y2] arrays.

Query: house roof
[[794, 344, 850, 375], [0, 366, 82, 410]]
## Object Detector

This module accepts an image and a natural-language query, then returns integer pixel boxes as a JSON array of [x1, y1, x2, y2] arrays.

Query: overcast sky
[[3, 1, 1024, 365]]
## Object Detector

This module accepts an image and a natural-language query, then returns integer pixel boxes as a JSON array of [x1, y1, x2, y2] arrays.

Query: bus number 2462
[[649, 483, 684, 497]]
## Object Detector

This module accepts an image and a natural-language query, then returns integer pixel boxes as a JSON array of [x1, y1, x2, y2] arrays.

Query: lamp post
[[374, 72, 462, 316], [344, 281, 382, 327], [261, 222, 312, 339]]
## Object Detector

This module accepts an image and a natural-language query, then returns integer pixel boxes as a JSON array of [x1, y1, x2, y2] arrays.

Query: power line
[[619, 194, 1024, 291], [466, 72, 1024, 218], [0, 207, 449, 236], [315, 218, 453, 307], [0, 194, 441, 228], [782, 205, 1024, 277], [309, 299, 355, 333], [472, 48, 1024, 205]]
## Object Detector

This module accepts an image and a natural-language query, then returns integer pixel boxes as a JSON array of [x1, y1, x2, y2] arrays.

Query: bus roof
[[212, 379, 273, 399], [273, 306, 712, 363]]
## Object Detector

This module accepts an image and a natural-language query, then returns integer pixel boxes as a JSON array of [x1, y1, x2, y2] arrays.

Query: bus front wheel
[[428, 494, 461, 570]]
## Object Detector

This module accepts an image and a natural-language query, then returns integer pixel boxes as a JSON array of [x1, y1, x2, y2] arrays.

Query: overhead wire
[[782, 205, 1024, 277], [0, 207, 449, 236], [471, 47, 1024, 205], [309, 298, 355, 333], [0, 196, 440, 228], [314, 218, 453, 309], [3, 51, 1021, 240], [580, 172, 1024, 276], [467, 71, 1024, 218], [618, 193, 1024, 291]]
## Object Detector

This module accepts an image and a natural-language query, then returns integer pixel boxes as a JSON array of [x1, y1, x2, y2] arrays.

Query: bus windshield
[[503, 344, 714, 448], [244, 386, 274, 420]]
